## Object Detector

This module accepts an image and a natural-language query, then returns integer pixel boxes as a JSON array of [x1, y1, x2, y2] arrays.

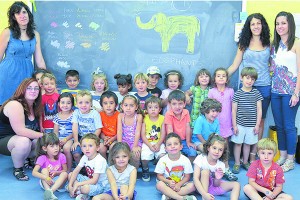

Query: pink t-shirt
[[36, 153, 67, 172], [208, 87, 234, 138], [164, 109, 190, 140]]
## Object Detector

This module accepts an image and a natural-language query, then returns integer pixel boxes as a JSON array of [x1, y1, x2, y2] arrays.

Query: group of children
[[30, 65, 293, 200]]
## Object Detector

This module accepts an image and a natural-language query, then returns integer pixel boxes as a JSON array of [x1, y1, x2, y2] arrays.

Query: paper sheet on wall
[[234, 23, 244, 42], [293, 13, 300, 38]]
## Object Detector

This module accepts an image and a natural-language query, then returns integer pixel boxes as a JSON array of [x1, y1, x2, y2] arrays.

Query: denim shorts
[[182, 140, 197, 157]]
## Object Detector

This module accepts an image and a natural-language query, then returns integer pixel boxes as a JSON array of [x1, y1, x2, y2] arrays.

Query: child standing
[[53, 92, 74, 172], [61, 70, 80, 106], [165, 90, 197, 160], [155, 133, 196, 200], [243, 138, 293, 200], [93, 142, 137, 200], [185, 69, 211, 129], [114, 73, 133, 108], [161, 70, 184, 114], [192, 98, 222, 152], [208, 67, 237, 181], [99, 91, 120, 159], [133, 73, 152, 111], [32, 133, 68, 200], [141, 96, 166, 182], [193, 134, 240, 200], [32, 69, 50, 95], [231, 67, 263, 174], [40, 73, 60, 133], [91, 68, 109, 112], [71, 90, 103, 163], [67, 133, 108, 200], [117, 95, 143, 169], [146, 66, 162, 97]]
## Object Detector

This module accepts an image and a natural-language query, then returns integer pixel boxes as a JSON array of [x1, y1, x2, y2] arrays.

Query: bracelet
[[46, 177, 51, 181], [63, 138, 67, 142], [293, 92, 299, 98]]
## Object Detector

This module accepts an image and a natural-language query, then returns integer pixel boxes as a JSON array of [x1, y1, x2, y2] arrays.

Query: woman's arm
[[227, 48, 244, 76], [290, 39, 300, 107], [33, 31, 46, 69], [0, 28, 10, 60], [117, 114, 123, 142]]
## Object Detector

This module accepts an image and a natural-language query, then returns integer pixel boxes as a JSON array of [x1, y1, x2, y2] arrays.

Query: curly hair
[[200, 98, 222, 115], [238, 13, 270, 51], [203, 133, 228, 162], [8, 1, 35, 39]]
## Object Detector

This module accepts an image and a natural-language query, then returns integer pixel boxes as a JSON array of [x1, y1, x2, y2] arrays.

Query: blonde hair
[[76, 90, 92, 102], [257, 138, 277, 154], [91, 73, 109, 91], [41, 73, 56, 84], [134, 73, 149, 84]]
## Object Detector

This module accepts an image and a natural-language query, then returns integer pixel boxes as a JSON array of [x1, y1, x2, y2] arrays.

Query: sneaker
[[224, 169, 238, 181], [183, 195, 197, 200], [142, 168, 150, 182], [161, 194, 169, 200], [241, 163, 250, 171], [232, 164, 240, 174], [76, 194, 89, 200], [276, 157, 287, 166], [281, 159, 295, 172], [44, 189, 58, 200]]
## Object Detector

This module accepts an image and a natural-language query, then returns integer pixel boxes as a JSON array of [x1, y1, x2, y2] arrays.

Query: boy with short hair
[[40, 73, 60, 133], [164, 90, 197, 160], [61, 69, 80, 106], [99, 91, 119, 159], [155, 132, 196, 200], [71, 90, 103, 163], [146, 66, 162, 97], [133, 73, 152, 110], [141, 96, 166, 182], [243, 138, 293, 200], [67, 133, 108, 200], [231, 67, 263, 174]]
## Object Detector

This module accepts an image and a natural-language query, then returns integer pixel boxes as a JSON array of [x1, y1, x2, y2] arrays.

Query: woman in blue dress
[[0, 1, 46, 105]]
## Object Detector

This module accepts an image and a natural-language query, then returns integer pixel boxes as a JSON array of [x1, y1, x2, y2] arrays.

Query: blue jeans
[[254, 85, 271, 119], [271, 93, 299, 155]]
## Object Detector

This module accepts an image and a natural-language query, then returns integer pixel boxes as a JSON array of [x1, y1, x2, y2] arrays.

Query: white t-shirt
[[193, 154, 225, 173], [108, 164, 135, 188], [155, 154, 193, 183]]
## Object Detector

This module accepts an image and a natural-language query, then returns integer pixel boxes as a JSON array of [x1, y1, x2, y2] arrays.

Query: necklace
[[21, 39, 32, 59]]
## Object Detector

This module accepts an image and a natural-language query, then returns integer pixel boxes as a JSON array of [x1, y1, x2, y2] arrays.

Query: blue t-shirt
[[134, 93, 152, 110], [192, 114, 219, 143]]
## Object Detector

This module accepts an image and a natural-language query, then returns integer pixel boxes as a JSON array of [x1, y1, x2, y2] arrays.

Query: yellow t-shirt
[[144, 114, 164, 144]]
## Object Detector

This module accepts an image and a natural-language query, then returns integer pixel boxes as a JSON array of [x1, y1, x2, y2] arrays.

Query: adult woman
[[0, 1, 46, 105], [0, 78, 43, 180], [270, 11, 300, 172], [227, 13, 271, 156]]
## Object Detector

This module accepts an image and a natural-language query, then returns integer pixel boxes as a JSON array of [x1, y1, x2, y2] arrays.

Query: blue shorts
[[181, 140, 197, 157], [254, 85, 271, 119], [72, 136, 83, 155], [105, 189, 137, 200], [76, 174, 105, 196]]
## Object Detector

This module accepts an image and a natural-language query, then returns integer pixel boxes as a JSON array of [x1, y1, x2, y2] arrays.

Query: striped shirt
[[233, 88, 263, 127]]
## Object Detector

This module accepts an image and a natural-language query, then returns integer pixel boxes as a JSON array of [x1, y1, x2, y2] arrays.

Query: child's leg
[[92, 194, 114, 200], [51, 171, 68, 192], [200, 169, 210, 193], [120, 185, 134, 199], [242, 143, 250, 164], [177, 182, 196, 196], [99, 143, 108, 159], [131, 147, 141, 169], [156, 181, 189, 199], [41, 168, 51, 190], [233, 143, 242, 165], [243, 184, 263, 200], [219, 181, 240, 200], [72, 145, 83, 164], [250, 144, 257, 163], [63, 140, 73, 172], [276, 193, 293, 200], [196, 144, 204, 152], [80, 184, 91, 195]]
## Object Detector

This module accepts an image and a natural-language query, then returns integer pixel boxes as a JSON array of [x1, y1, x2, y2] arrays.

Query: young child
[[164, 90, 197, 161], [161, 70, 184, 114], [192, 98, 222, 152], [185, 69, 211, 129], [99, 91, 119, 159], [67, 133, 108, 200], [61, 69, 80, 106], [32, 68, 50, 95], [93, 142, 137, 200], [53, 92, 74, 172], [231, 67, 263, 174], [155, 133, 196, 200], [133, 73, 152, 111], [71, 90, 103, 164], [141, 96, 166, 182], [208, 67, 237, 181], [243, 138, 293, 200], [117, 95, 143, 169], [146, 66, 162, 97], [32, 133, 68, 200], [114, 73, 133, 108], [40, 73, 60, 133], [193, 134, 240, 200], [91, 68, 109, 112]]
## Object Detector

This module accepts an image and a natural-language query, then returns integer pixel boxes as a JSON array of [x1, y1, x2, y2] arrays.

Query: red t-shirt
[[42, 93, 60, 129], [100, 111, 119, 137]]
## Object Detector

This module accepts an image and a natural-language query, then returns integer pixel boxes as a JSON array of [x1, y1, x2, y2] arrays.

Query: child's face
[[205, 109, 219, 123], [59, 97, 72, 112], [198, 73, 210, 87], [167, 75, 180, 90], [42, 143, 60, 158], [35, 72, 43, 88], [77, 95, 92, 114], [66, 76, 80, 89], [148, 74, 160, 87], [94, 78, 106, 93], [118, 84, 130, 96], [114, 150, 129, 169], [102, 97, 116, 116], [165, 137, 182, 155], [42, 77, 56, 94], [146, 102, 161, 118], [258, 149, 275, 165], [134, 78, 148, 93], [207, 141, 224, 161], [241, 75, 255, 89], [169, 99, 185, 117], [121, 98, 137, 116], [81, 138, 99, 160], [215, 70, 227, 86]]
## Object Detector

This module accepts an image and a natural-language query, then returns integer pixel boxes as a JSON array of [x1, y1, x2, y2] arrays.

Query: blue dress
[[0, 31, 36, 104]]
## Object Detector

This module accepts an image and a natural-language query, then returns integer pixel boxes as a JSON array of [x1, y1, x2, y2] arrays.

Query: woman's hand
[[290, 95, 299, 107]]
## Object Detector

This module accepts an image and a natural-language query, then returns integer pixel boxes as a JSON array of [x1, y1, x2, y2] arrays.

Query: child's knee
[[243, 184, 253, 193], [156, 181, 166, 191], [60, 171, 68, 179], [80, 185, 90, 194]]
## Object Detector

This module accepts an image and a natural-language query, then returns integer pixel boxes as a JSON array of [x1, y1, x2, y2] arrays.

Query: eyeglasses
[[26, 87, 40, 91]]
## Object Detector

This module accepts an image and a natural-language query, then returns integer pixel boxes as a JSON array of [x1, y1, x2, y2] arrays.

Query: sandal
[[24, 158, 35, 169], [13, 167, 29, 181]]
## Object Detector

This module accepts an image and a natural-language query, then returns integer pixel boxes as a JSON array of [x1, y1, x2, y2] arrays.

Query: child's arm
[[156, 173, 174, 186], [50, 163, 67, 178], [193, 165, 214, 199], [94, 128, 101, 137], [196, 134, 206, 144], [185, 122, 196, 149], [53, 123, 59, 136], [117, 114, 123, 142], [132, 114, 143, 156], [32, 165, 53, 186], [141, 121, 155, 151], [71, 122, 80, 151], [173, 173, 191, 192], [122, 167, 137, 199], [106, 168, 119, 200], [254, 100, 262, 134], [232, 102, 238, 135], [249, 177, 275, 198], [153, 121, 166, 151], [185, 89, 193, 105], [68, 165, 82, 197], [104, 134, 117, 146]]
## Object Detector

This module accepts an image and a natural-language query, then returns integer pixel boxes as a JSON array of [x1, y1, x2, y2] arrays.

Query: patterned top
[[121, 114, 142, 149], [53, 113, 73, 139], [144, 114, 164, 144]]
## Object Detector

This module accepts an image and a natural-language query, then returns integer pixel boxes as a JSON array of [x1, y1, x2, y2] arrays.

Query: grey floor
[[0, 154, 299, 200]]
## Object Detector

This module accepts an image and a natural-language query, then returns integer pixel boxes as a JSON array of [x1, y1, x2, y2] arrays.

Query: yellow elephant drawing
[[136, 13, 200, 54]]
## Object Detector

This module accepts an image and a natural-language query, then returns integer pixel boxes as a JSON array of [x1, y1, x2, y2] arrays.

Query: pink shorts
[[208, 176, 226, 196]]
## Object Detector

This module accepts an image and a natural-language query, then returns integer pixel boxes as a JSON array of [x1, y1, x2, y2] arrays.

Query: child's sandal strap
[[13, 168, 29, 181]]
